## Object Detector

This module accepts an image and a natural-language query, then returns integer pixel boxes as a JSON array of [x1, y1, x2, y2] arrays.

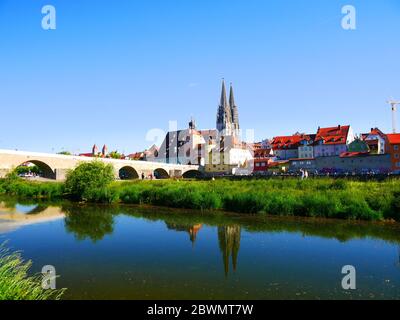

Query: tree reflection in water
[[62, 204, 114, 242]]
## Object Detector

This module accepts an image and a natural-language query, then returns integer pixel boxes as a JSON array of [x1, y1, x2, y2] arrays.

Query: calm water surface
[[0, 197, 399, 300]]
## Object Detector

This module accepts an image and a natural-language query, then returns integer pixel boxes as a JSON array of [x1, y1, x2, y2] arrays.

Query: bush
[[64, 161, 115, 202], [385, 191, 400, 221]]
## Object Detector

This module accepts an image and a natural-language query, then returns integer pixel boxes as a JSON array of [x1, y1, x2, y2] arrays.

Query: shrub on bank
[[64, 161, 115, 202]]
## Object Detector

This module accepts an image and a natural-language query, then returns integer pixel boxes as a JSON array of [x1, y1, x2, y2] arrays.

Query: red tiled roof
[[268, 160, 289, 167], [79, 153, 94, 157], [253, 148, 272, 158], [387, 134, 400, 144], [370, 128, 384, 136], [271, 134, 303, 150], [361, 127, 387, 140], [252, 143, 263, 150], [127, 152, 144, 159], [340, 151, 369, 158], [315, 125, 350, 145], [272, 133, 315, 150]]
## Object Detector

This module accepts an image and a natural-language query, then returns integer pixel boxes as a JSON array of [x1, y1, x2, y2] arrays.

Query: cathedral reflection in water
[[165, 222, 241, 276]]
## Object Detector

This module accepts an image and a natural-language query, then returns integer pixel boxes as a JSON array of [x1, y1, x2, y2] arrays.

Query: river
[[0, 196, 399, 300]]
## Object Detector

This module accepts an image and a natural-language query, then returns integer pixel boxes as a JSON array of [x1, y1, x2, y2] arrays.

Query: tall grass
[[1, 176, 400, 221], [0, 245, 64, 300], [114, 179, 400, 221]]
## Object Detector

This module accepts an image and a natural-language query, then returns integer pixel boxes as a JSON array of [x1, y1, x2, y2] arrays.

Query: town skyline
[[1, 0, 399, 153]]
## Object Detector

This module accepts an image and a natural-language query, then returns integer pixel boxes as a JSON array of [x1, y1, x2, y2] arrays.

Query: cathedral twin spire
[[216, 79, 240, 135]]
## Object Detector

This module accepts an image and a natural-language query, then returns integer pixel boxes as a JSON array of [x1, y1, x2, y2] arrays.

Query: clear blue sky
[[0, 0, 399, 154]]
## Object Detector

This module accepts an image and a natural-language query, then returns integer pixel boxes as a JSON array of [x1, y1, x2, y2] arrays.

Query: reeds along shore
[[0, 245, 64, 300], [1, 177, 400, 221]]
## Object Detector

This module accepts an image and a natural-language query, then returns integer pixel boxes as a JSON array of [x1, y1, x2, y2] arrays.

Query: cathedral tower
[[216, 79, 240, 136], [229, 83, 240, 135], [216, 79, 233, 135]]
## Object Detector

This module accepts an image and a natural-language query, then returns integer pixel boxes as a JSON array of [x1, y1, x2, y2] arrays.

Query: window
[[395, 145, 399, 151], [256, 163, 260, 167], [395, 154, 400, 159]]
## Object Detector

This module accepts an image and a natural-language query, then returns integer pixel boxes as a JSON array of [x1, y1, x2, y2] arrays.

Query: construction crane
[[387, 98, 400, 133]]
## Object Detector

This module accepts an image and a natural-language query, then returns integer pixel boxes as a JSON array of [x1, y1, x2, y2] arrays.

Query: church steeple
[[216, 79, 233, 134], [229, 83, 235, 110], [220, 79, 228, 108], [229, 83, 239, 133]]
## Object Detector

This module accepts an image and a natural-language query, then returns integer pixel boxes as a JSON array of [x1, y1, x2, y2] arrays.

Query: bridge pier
[[54, 168, 69, 181], [170, 169, 182, 178]]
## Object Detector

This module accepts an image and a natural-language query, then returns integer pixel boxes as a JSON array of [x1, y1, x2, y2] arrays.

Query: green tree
[[57, 151, 72, 156], [64, 161, 115, 202], [108, 151, 123, 159], [15, 165, 41, 175]]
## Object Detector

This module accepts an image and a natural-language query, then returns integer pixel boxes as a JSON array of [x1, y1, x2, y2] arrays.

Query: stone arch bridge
[[0, 149, 201, 181]]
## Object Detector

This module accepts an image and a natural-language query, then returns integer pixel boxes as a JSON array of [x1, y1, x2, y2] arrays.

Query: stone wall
[[290, 154, 392, 172]]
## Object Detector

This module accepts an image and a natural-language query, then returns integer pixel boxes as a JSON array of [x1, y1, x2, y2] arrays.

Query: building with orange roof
[[361, 127, 388, 155], [313, 125, 355, 157], [298, 134, 316, 159], [387, 134, 400, 171], [271, 134, 302, 160], [253, 147, 274, 173]]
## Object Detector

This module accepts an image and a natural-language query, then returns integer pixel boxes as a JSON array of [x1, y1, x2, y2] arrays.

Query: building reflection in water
[[218, 225, 241, 277], [165, 222, 242, 276], [165, 223, 203, 246], [0, 204, 64, 235]]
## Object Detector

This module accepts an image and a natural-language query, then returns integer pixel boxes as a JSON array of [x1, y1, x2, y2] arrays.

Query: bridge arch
[[118, 166, 139, 180], [182, 170, 203, 179], [154, 168, 169, 179], [16, 160, 55, 180]]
